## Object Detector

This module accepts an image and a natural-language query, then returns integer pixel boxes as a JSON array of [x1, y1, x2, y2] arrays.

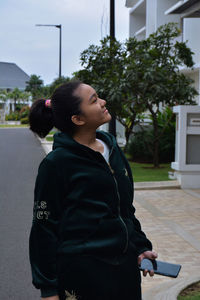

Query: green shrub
[[5, 106, 30, 121], [5, 112, 20, 121], [19, 106, 30, 119], [15, 104, 24, 112], [127, 130, 153, 163], [127, 107, 175, 163], [20, 117, 29, 124]]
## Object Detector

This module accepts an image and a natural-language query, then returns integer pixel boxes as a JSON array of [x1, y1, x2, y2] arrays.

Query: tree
[[0, 89, 8, 122], [74, 37, 142, 148], [123, 23, 198, 167], [19, 90, 32, 105], [0, 89, 8, 104], [6, 88, 31, 111], [75, 37, 124, 110], [25, 74, 44, 100], [26, 75, 72, 101], [75, 23, 198, 167], [8, 88, 23, 111], [48, 76, 71, 95]]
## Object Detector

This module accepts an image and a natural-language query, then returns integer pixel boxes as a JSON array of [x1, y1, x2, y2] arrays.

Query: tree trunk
[[124, 118, 136, 153], [124, 129, 131, 153], [147, 104, 160, 168], [153, 135, 159, 168], [14, 98, 17, 111], [152, 115, 160, 168]]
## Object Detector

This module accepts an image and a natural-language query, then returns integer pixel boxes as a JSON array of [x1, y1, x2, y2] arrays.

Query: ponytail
[[29, 99, 54, 138], [29, 81, 82, 138]]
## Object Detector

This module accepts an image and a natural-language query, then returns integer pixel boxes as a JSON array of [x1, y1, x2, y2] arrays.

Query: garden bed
[[178, 281, 200, 300]]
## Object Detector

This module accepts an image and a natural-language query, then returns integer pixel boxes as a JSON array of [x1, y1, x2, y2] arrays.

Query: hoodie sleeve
[[118, 146, 152, 255], [29, 158, 63, 298], [128, 204, 152, 255]]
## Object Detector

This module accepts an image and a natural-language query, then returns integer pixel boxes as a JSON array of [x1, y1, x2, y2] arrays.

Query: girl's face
[[73, 84, 112, 129]]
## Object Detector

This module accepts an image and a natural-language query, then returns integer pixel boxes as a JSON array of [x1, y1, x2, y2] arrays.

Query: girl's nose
[[100, 98, 106, 106]]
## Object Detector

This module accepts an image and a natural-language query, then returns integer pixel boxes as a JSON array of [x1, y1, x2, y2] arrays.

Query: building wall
[[129, 0, 181, 38], [129, 0, 146, 39], [156, 0, 181, 30], [146, 0, 157, 36], [126, 0, 200, 106], [186, 70, 200, 105], [184, 18, 200, 65], [146, 0, 181, 37]]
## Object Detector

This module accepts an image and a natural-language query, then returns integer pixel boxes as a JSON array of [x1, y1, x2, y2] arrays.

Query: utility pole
[[110, 0, 115, 38], [57, 24, 62, 78], [109, 0, 116, 137]]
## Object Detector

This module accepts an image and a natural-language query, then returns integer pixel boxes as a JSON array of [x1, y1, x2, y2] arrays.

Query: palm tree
[[25, 74, 43, 100], [8, 88, 23, 111], [0, 89, 8, 104], [0, 89, 8, 122]]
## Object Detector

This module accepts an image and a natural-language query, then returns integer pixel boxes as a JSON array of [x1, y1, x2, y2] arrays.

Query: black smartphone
[[139, 259, 181, 278]]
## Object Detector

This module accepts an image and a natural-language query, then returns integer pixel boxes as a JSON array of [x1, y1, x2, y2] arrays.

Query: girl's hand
[[138, 250, 158, 277], [41, 296, 59, 300]]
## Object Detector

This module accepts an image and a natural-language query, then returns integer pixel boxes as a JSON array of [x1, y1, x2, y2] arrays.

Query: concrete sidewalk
[[135, 188, 200, 299], [41, 139, 200, 299], [135, 180, 180, 190]]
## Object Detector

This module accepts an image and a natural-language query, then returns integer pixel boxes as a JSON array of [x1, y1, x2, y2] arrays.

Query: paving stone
[[134, 189, 200, 299]]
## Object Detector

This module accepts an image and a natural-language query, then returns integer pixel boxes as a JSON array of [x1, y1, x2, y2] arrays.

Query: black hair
[[29, 81, 82, 138]]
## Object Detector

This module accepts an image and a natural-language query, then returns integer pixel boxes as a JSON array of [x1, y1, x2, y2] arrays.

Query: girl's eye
[[93, 98, 98, 103]]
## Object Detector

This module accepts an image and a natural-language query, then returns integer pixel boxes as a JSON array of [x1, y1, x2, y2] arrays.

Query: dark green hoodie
[[29, 131, 152, 297]]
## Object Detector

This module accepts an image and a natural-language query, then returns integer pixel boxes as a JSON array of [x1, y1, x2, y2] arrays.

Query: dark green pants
[[58, 249, 141, 300]]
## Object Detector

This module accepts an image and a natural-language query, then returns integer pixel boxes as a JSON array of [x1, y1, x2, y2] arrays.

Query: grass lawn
[[49, 130, 57, 135], [178, 282, 200, 300], [178, 294, 200, 300], [128, 161, 173, 182], [0, 124, 28, 128], [46, 136, 53, 142], [46, 130, 58, 141]]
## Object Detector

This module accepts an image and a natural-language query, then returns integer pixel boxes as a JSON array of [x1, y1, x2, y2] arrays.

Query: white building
[[125, 0, 200, 188], [125, 0, 200, 105]]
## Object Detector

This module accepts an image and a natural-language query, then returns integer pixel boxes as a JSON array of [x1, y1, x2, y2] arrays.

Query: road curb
[[143, 275, 200, 300], [135, 181, 180, 190], [36, 136, 52, 154]]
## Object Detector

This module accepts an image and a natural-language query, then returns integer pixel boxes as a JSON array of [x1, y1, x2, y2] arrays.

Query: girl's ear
[[71, 115, 85, 126]]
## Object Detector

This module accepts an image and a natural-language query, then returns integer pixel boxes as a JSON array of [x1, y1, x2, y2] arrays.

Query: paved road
[[0, 128, 46, 299]]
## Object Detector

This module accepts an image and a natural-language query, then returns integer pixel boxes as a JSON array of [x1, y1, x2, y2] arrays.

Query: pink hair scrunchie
[[45, 99, 51, 108]]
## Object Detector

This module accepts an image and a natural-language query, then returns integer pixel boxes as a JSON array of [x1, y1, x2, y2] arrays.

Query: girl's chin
[[99, 113, 112, 126], [104, 114, 112, 124], [107, 113, 112, 121], [105, 110, 112, 118]]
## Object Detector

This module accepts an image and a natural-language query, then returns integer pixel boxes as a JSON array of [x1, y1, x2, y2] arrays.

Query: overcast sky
[[0, 0, 129, 85]]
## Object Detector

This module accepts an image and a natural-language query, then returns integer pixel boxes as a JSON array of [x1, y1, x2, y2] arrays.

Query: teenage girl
[[29, 81, 157, 300]]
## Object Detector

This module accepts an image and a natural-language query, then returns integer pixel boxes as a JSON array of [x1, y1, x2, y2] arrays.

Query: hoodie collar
[[53, 130, 116, 152]]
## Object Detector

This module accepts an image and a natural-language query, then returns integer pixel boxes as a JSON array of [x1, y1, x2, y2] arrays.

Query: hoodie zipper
[[85, 144, 129, 254], [107, 147, 129, 254]]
